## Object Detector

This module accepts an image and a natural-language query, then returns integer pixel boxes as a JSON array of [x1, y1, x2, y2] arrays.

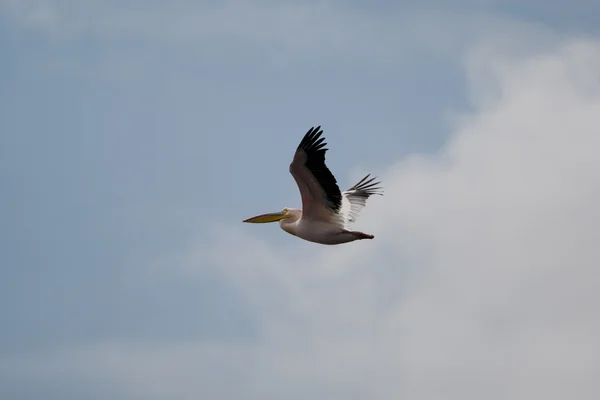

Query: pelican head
[[243, 207, 297, 224]]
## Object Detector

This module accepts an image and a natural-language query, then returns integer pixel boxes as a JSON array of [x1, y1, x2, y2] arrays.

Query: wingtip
[[298, 125, 329, 152]]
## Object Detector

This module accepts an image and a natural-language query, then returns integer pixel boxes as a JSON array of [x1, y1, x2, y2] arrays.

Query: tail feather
[[351, 231, 374, 240]]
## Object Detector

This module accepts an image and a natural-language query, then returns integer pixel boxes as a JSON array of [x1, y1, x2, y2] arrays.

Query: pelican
[[243, 126, 382, 245]]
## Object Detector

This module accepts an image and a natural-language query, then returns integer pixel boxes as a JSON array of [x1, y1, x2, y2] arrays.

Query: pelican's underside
[[282, 217, 374, 245]]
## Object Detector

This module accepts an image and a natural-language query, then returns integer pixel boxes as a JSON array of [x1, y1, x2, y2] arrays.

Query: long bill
[[243, 211, 288, 223]]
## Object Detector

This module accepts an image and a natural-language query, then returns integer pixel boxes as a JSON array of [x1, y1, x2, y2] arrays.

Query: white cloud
[[2, 0, 566, 86], [3, 36, 600, 400], [0, 1, 559, 61]]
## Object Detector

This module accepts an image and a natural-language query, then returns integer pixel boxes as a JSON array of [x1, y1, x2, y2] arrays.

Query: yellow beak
[[243, 211, 288, 223]]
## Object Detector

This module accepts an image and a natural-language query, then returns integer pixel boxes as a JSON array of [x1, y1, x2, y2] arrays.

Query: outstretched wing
[[289, 126, 343, 224], [340, 174, 383, 227]]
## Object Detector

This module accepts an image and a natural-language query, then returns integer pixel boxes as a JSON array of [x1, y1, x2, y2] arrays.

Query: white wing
[[339, 174, 383, 228]]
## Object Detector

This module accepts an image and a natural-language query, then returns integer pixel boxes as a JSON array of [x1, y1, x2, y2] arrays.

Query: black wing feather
[[296, 126, 342, 212], [346, 174, 383, 197]]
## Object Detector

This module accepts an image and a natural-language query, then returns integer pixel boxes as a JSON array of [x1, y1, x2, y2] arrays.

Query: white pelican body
[[279, 209, 373, 245], [244, 126, 382, 245]]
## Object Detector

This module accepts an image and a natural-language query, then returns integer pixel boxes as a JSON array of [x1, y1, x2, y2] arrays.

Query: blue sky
[[2, 1, 600, 399]]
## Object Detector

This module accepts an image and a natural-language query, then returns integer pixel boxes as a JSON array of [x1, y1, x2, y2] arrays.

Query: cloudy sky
[[2, 1, 600, 399]]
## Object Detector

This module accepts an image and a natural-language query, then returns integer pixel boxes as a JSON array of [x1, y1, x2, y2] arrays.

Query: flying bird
[[243, 126, 383, 245]]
